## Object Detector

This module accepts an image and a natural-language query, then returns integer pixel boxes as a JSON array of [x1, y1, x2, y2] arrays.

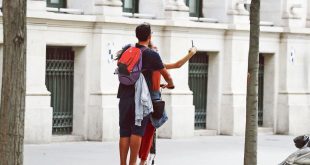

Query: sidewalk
[[24, 135, 296, 165]]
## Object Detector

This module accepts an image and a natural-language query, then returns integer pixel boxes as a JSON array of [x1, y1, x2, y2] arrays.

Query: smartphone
[[191, 40, 194, 48]]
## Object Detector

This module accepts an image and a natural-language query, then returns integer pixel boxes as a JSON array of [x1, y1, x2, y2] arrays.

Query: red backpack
[[116, 45, 147, 85]]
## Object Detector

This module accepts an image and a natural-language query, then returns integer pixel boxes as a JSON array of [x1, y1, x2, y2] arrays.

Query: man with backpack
[[117, 22, 174, 165]]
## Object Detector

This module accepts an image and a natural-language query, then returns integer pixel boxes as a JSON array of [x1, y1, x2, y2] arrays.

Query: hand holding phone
[[189, 47, 197, 55], [189, 40, 197, 55]]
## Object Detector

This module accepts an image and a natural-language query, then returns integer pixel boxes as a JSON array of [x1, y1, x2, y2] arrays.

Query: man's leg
[[129, 113, 150, 165], [129, 134, 142, 165], [119, 98, 134, 165], [120, 137, 130, 165]]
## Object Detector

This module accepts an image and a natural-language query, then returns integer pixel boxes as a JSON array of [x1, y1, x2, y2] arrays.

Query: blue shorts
[[119, 97, 149, 137]]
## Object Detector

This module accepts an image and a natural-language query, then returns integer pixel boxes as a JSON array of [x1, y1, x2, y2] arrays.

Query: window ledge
[[189, 17, 219, 23], [260, 21, 274, 27], [122, 12, 156, 19], [46, 7, 84, 15]]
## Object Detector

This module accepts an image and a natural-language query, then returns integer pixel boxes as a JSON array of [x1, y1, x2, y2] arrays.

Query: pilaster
[[261, 0, 307, 27], [220, 31, 249, 135], [87, 23, 135, 141], [27, 0, 46, 12], [94, 0, 123, 16], [276, 33, 310, 135], [156, 28, 195, 138], [164, 0, 189, 20], [24, 23, 53, 144], [203, 0, 249, 24]]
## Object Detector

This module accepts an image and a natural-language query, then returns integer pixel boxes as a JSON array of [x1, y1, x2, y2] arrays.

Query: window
[[122, 0, 139, 13], [244, 0, 251, 12], [47, 0, 66, 8], [186, 0, 203, 17]]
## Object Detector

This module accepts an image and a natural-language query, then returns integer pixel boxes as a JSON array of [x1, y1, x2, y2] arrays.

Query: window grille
[[122, 0, 139, 14], [186, 0, 203, 18], [47, 0, 66, 8]]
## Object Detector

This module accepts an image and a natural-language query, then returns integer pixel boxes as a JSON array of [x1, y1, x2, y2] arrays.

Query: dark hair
[[135, 23, 151, 41], [294, 135, 309, 149], [148, 41, 154, 49]]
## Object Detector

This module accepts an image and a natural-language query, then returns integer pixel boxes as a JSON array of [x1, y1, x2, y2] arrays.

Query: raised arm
[[164, 47, 197, 69], [159, 68, 174, 89]]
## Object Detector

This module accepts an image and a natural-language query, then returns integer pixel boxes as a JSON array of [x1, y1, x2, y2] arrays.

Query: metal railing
[[46, 47, 74, 135], [258, 54, 264, 127], [189, 52, 208, 129], [47, 0, 66, 9]]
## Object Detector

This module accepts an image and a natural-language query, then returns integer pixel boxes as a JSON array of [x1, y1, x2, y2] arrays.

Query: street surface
[[24, 135, 296, 165]]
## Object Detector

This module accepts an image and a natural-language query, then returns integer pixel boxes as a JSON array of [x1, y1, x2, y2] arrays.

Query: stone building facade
[[0, 0, 309, 143]]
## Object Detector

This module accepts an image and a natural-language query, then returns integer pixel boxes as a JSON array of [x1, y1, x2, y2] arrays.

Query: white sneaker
[[146, 154, 156, 165]]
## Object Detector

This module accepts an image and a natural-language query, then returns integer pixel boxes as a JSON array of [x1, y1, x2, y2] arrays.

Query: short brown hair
[[135, 23, 151, 41]]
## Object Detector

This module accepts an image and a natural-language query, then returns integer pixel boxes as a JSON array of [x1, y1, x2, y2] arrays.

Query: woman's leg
[[139, 122, 156, 164], [150, 130, 156, 154]]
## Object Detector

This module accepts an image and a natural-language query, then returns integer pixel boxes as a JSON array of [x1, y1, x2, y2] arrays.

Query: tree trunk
[[0, 0, 27, 165], [244, 0, 260, 165]]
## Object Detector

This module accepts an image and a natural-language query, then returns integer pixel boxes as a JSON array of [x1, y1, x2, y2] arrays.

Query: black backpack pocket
[[152, 100, 165, 119]]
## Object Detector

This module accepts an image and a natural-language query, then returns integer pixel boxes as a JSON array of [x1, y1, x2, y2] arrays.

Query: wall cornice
[[1, 12, 310, 36]]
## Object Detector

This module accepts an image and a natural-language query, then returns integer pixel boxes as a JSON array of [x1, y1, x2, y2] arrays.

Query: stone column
[[138, 0, 189, 19], [281, 0, 306, 27], [307, 0, 310, 27], [164, 0, 189, 20], [139, 0, 165, 18], [220, 31, 249, 135], [0, 21, 52, 144], [27, 0, 46, 12], [261, 0, 306, 27], [164, 0, 188, 10], [203, 0, 249, 24], [175, 0, 189, 11], [156, 27, 195, 139], [24, 23, 53, 144], [94, 0, 123, 16], [276, 34, 310, 135], [165, 0, 178, 11], [87, 23, 135, 141]]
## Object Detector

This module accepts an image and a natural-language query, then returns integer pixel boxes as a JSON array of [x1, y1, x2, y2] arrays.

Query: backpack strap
[[136, 46, 148, 72], [140, 46, 148, 52]]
